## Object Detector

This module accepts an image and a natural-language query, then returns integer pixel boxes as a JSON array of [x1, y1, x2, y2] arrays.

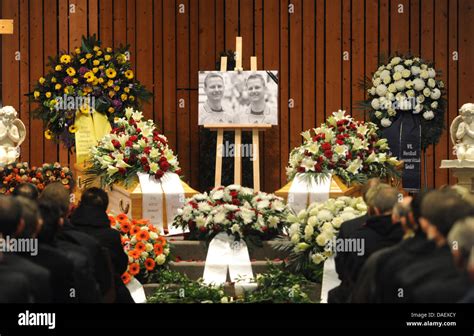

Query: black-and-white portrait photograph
[[198, 70, 278, 125]]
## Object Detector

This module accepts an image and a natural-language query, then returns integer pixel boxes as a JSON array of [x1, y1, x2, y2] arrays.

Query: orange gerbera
[[121, 272, 131, 284], [128, 262, 140, 276], [153, 244, 163, 255], [130, 226, 140, 235], [136, 230, 150, 241], [117, 213, 128, 222], [144, 258, 155, 271], [128, 249, 141, 259], [120, 222, 131, 234], [157, 236, 167, 246], [135, 241, 146, 252], [108, 215, 117, 226]]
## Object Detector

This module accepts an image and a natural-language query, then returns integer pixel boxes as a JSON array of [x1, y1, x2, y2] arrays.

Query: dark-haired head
[[12, 183, 39, 200], [0, 195, 23, 237], [80, 187, 109, 211]]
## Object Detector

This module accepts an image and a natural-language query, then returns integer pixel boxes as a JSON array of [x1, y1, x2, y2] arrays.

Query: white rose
[[383, 76, 392, 85], [332, 217, 344, 229], [402, 69, 411, 78], [405, 80, 414, 89], [155, 254, 166, 265], [393, 72, 402, 81], [304, 225, 314, 241], [416, 95, 425, 103], [387, 108, 397, 116], [307, 216, 318, 227], [404, 59, 414, 66], [371, 98, 380, 110], [427, 78, 436, 88], [411, 66, 421, 76], [388, 84, 397, 93], [414, 104, 423, 114], [420, 70, 429, 79], [395, 79, 406, 91], [406, 89, 415, 98], [316, 234, 329, 247], [394, 65, 405, 73], [423, 110, 435, 120], [421, 64, 428, 70], [428, 68, 436, 78], [380, 69, 391, 79], [390, 56, 402, 65], [369, 87, 376, 95], [291, 234, 301, 244], [374, 111, 383, 119], [373, 77, 382, 86], [375, 84, 387, 96], [311, 253, 325, 265], [423, 88, 431, 97], [381, 118, 392, 127], [430, 88, 441, 100], [413, 78, 425, 91]]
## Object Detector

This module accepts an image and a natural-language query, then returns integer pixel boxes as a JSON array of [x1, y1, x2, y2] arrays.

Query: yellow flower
[[121, 94, 128, 101], [80, 104, 90, 114], [125, 70, 134, 80], [45, 92, 52, 98], [80, 58, 87, 64], [66, 67, 76, 76], [85, 53, 93, 59], [92, 78, 99, 86], [108, 107, 115, 113], [124, 87, 130, 93], [99, 65, 105, 70], [83, 86, 92, 94], [75, 48, 81, 54], [108, 91, 115, 98], [114, 86, 120, 92], [39, 77, 45, 85], [93, 46, 100, 52], [73, 78, 79, 84], [34, 91, 40, 99], [129, 95, 135, 102], [60, 54, 71, 64], [92, 67, 99, 73], [51, 77, 57, 83], [98, 78, 104, 84], [44, 130, 53, 140], [104, 55, 111, 62], [55, 65, 63, 71], [84, 71, 95, 83], [106, 47, 113, 53], [116, 54, 127, 64], [105, 68, 117, 79], [107, 80, 114, 87], [93, 60, 100, 66], [55, 83, 62, 90], [68, 125, 78, 133], [96, 51, 103, 57]]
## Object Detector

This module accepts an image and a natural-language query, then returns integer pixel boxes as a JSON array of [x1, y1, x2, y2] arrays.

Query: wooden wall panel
[[1, 0, 471, 192]]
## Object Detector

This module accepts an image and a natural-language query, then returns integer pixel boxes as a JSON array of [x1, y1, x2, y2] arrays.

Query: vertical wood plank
[[189, 0, 199, 186], [29, 0, 44, 166], [44, 0, 59, 163], [126, 0, 136, 66], [99, 0, 113, 47], [410, 0, 420, 55], [366, 0, 379, 120], [459, 0, 474, 101], [302, 0, 315, 131], [113, 0, 127, 47], [263, 0, 281, 191], [434, 0, 448, 187], [289, 0, 302, 151], [379, 0, 389, 58], [315, 0, 325, 126], [89, 0, 99, 36], [390, 0, 410, 54], [341, 0, 351, 114], [325, 0, 342, 116], [153, 0, 162, 130], [215, 0, 225, 58], [177, 0, 190, 181], [240, 0, 254, 69], [447, 0, 458, 184], [19, 0, 30, 163], [58, 0, 69, 165], [280, 0, 289, 185], [351, 0, 364, 120], [225, 0, 239, 51], [136, 0, 154, 120], [420, 0, 435, 189]]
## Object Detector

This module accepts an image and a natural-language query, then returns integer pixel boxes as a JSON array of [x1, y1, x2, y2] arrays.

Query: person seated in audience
[[328, 184, 403, 303], [41, 183, 110, 302], [71, 187, 134, 303], [335, 178, 380, 279], [391, 189, 473, 303], [0, 248, 32, 303], [448, 217, 474, 303], [30, 198, 78, 303], [12, 182, 39, 200], [0, 195, 51, 303]]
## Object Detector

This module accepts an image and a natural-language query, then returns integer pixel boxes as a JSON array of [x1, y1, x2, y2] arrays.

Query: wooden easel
[[204, 37, 271, 191]]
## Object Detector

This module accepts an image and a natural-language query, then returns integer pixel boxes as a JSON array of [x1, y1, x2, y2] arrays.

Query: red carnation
[[230, 190, 238, 198], [314, 163, 322, 172], [336, 120, 345, 127], [160, 160, 170, 172], [190, 202, 198, 209], [336, 139, 344, 145], [140, 157, 148, 164], [155, 170, 164, 179], [324, 150, 333, 159], [232, 198, 241, 206], [321, 142, 332, 151], [297, 166, 306, 173], [129, 135, 138, 142], [144, 147, 151, 155], [143, 164, 150, 172], [175, 169, 182, 176], [199, 226, 207, 233], [337, 126, 345, 132], [112, 140, 121, 148]]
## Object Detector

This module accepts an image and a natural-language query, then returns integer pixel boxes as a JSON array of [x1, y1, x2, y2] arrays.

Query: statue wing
[[450, 115, 463, 145], [12, 119, 27, 146]]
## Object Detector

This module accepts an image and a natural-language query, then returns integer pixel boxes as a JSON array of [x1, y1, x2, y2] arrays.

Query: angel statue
[[0, 106, 27, 165], [451, 103, 474, 161]]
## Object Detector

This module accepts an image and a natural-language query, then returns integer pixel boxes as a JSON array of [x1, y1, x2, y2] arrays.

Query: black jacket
[[71, 205, 133, 303], [0, 266, 31, 303]]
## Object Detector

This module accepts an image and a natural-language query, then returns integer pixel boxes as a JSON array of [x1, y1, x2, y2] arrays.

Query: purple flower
[[78, 67, 90, 75], [112, 99, 122, 109], [63, 76, 74, 85]]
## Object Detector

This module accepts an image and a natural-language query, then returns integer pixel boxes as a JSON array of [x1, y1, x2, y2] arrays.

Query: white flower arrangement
[[363, 55, 446, 149], [172, 185, 290, 242]]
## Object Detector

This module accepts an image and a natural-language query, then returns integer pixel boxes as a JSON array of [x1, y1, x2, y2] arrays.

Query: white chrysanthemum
[[423, 110, 435, 120], [197, 201, 211, 212], [239, 208, 255, 224], [316, 209, 334, 223], [340, 211, 357, 222], [297, 209, 308, 221], [371, 98, 381, 110], [332, 217, 344, 229], [195, 215, 206, 228], [213, 212, 226, 224], [272, 200, 285, 212], [256, 199, 270, 210], [211, 189, 224, 200], [376, 84, 388, 96], [411, 65, 421, 76], [395, 79, 406, 91], [267, 216, 280, 229], [231, 224, 241, 234], [224, 204, 239, 212], [381, 118, 392, 127], [227, 184, 241, 191], [430, 88, 441, 100], [311, 253, 326, 265]]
